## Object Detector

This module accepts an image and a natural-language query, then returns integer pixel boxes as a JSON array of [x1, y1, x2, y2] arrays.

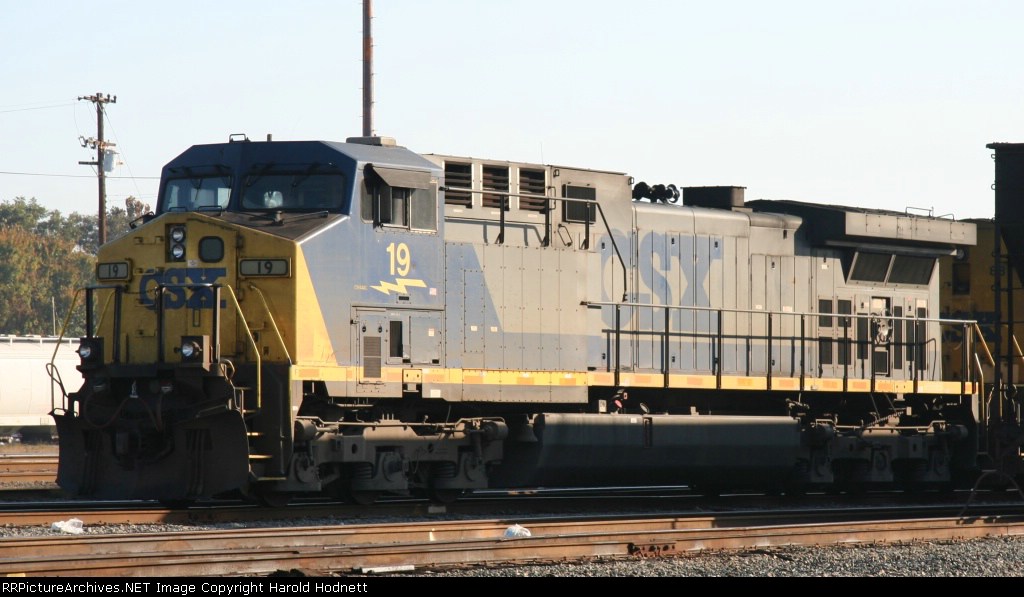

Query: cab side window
[[361, 165, 437, 232]]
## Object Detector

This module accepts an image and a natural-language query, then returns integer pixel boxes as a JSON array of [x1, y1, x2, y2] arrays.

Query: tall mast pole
[[362, 0, 374, 137]]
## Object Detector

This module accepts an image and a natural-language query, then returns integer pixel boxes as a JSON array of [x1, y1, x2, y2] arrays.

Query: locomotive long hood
[[747, 199, 976, 254]]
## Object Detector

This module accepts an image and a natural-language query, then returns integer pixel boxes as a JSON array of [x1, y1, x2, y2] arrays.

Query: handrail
[[246, 282, 293, 364], [152, 282, 264, 411], [974, 352, 987, 455], [222, 285, 263, 410], [974, 323, 995, 366], [582, 300, 978, 325], [583, 299, 977, 393], [1010, 332, 1024, 371], [51, 287, 83, 359], [50, 287, 84, 413], [94, 288, 118, 346], [60, 281, 273, 415], [442, 185, 629, 301]]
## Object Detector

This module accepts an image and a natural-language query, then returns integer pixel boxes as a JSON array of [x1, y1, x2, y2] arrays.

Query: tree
[[0, 226, 91, 335], [101, 196, 153, 250], [0, 195, 150, 336], [0, 197, 49, 233]]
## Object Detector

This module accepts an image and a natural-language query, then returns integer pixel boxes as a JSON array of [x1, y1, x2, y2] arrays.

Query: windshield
[[162, 176, 232, 212], [241, 173, 346, 211]]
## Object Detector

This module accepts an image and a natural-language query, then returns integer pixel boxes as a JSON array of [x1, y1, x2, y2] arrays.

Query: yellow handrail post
[[222, 285, 262, 411], [246, 283, 292, 363]]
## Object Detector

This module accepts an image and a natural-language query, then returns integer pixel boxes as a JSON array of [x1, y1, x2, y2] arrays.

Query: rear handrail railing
[[583, 299, 977, 394]]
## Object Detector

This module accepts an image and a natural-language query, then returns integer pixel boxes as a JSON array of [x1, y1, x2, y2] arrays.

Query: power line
[[0, 102, 75, 115], [0, 170, 157, 180], [99, 110, 145, 201]]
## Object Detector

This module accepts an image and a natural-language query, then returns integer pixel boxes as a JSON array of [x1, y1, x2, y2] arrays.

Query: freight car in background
[[0, 336, 80, 442], [52, 134, 989, 505], [938, 142, 1024, 479]]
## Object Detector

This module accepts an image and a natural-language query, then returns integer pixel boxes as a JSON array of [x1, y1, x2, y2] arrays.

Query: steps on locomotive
[[233, 386, 259, 416], [233, 385, 275, 469]]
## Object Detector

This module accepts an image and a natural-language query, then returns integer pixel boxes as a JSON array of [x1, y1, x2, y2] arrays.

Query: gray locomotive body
[[425, 153, 976, 492], [54, 138, 980, 503]]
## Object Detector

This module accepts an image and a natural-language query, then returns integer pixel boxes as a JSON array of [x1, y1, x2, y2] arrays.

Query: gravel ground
[[411, 537, 1024, 577], [0, 442, 57, 455]]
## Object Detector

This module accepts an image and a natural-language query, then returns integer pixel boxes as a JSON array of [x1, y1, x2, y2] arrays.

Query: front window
[[162, 176, 232, 212], [241, 173, 346, 211]]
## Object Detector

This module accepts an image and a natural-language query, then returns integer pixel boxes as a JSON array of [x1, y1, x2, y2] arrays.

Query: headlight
[[181, 341, 198, 359], [168, 225, 187, 261], [179, 336, 208, 364], [76, 338, 103, 370]]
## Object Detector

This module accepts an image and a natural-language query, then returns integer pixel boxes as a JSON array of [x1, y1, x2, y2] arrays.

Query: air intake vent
[[363, 336, 382, 378], [482, 166, 510, 210], [444, 162, 472, 207], [519, 169, 547, 212]]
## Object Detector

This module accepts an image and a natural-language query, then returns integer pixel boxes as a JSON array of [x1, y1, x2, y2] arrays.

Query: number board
[[239, 259, 290, 277], [96, 261, 130, 280]]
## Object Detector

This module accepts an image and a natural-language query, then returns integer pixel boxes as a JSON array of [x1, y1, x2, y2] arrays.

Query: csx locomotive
[[52, 134, 989, 504]]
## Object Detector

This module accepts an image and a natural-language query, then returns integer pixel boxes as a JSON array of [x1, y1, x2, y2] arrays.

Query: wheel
[[158, 499, 195, 509], [429, 488, 465, 505], [348, 490, 381, 506], [253, 490, 292, 508]]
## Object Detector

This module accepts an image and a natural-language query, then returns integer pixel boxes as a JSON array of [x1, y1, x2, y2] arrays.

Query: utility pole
[[78, 92, 117, 246], [362, 0, 374, 137]]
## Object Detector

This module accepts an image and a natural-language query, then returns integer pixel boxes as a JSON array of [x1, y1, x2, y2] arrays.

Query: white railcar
[[0, 336, 80, 441]]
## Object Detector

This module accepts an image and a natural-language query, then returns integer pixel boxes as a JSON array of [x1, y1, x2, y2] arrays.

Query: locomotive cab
[[53, 136, 469, 503]]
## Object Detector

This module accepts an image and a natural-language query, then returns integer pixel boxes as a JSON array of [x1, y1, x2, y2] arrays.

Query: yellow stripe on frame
[[284, 365, 975, 395]]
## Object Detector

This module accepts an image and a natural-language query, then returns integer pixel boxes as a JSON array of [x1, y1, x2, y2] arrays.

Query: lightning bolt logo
[[371, 278, 427, 295]]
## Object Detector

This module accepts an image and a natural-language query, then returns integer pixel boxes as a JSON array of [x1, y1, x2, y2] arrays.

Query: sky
[[3, 0, 1024, 221]]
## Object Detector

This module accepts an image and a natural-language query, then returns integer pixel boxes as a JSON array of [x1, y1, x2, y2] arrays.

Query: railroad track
[[1, 505, 1024, 577], [0, 489, 1016, 525], [0, 454, 57, 484]]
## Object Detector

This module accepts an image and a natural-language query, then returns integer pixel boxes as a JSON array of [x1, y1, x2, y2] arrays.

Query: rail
[[441, 185, 629, 301], [583, 300, 978, 394]]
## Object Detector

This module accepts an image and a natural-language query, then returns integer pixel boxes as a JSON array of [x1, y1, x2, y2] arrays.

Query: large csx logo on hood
[[138, 268, 227, 310]]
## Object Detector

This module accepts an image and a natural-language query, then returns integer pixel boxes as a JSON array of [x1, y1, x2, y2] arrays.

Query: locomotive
[[51, 134, 989, 504]]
